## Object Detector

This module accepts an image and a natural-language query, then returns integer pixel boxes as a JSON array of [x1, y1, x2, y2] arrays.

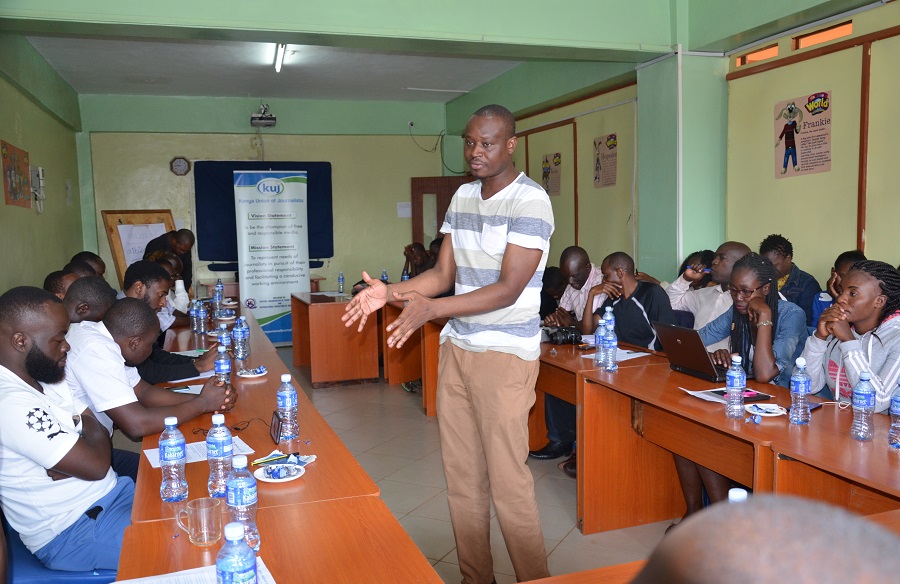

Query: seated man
[[62, 260, 96, 278], [65, 298, 235, 448], [154, 251, 190, 314], [42, 269, 79, 300], [120, 260, 217, 383], [0, 287, 133, 571], [667, 241, 751, 352], [143, 228, 195, 293], [759, 234, 821, 328], [152, 256, 190, 331], [70, 251, 106, 278], [811, 249, 867, 331], [402, 242, 432, 278], [64, 276, 118, 325], [540, 266, 566, 320]]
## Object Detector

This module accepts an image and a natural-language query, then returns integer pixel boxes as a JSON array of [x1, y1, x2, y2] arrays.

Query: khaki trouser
[[437, 341, 550, 584]]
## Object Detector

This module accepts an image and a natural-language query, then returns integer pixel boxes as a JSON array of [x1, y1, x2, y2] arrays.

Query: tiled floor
[[277, 348, 670, 583]]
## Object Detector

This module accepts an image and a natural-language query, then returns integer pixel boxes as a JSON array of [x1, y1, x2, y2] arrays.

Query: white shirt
[[65, 321, 141, 436], [0, 365, 116, 551], [666, 275, 733, 351], [559, 264, 606, 320], [169, 279, 190, 313]]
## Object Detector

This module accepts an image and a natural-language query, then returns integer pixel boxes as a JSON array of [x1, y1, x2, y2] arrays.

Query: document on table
[[171, 384, 203, 395], [173, 349, 208, 358], [581, 349, 650, 362], [680, 387, 773, 404], [116, 557, 276, 583], [311, 291, 348, 297], [168, 370, 215, 384], [144, 437, 254, 468]]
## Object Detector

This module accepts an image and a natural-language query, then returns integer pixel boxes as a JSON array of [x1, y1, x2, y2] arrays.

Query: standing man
[[343, 105, 553, 583], [144, 228, 195, 294]]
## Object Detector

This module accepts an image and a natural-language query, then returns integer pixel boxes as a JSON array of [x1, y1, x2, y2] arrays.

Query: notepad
[[116, 557, 276, 583], [144, 437, 254, 468]]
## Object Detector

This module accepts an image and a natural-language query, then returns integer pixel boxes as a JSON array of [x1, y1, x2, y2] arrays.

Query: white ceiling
[[27, 36, 523, 103]]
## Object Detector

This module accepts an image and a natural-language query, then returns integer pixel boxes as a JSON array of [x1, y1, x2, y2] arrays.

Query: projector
[[251, 113, 276, 127]]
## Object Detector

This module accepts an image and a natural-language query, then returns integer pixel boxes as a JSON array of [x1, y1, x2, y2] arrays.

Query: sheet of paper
[[116, 557, 276, 583], [680, 387, 728, 404], [144, 437, 254, 468], [173, 349, 208, 358], [311, 291, 347, 297], [171, 384, 204, 395], [168, 370, 215, 384], [582, 349, 650, 362]]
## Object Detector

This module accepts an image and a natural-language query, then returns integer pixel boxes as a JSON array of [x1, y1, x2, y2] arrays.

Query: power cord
[[407, 125, 465, 175], [192, 417, 270, 436]]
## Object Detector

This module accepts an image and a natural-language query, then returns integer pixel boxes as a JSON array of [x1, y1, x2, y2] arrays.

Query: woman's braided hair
[[729, 253, 780, 377], [849, 260, 900, 322]]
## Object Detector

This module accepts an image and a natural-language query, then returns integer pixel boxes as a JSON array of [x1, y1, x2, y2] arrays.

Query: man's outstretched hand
[[342, 271, 389, 332]]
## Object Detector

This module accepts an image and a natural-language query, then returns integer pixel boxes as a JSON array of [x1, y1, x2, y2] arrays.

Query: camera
[[548, 326, 580, 345]]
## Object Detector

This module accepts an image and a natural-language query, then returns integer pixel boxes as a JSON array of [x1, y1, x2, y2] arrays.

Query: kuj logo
[[805, 92, 830, 115], [257, 178, 285, 195], [605, 134, 617, 150]]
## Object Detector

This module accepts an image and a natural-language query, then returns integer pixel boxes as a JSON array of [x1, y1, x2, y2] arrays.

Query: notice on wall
[[117, 223, 167, 268], [774, 91, 832, 179], [234, 171, 310, 345], [541, 152, 562, 196], [593, 133, 618, 188], [2, 141, 31, 208]]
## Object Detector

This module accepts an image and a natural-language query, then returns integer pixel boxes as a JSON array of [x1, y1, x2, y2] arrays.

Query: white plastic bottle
[[602, 309, 618, 372], [217, 323, 232, 352], [789, 357, 812, 425], [725, 356, 746, 419], [216, 523, 257, 583], [276, 373, 299, 440], [850, 371, 876, 441], [207, 413, 233, 498], [225, 455, 260, 551], [888, 395, 900, 448], [593, 322, 605, 368], [214, 345, 231, 383], [337, 271, 345, 294], [159, 416, 188, 502]]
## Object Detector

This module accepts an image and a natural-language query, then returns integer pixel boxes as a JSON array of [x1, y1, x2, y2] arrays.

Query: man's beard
[[25, 344, 66, 384]]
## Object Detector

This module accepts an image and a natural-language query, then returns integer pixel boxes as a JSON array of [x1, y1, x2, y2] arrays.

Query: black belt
[[85, 506, 103, 520]]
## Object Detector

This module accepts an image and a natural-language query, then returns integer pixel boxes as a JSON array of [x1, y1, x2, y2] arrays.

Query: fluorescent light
[[275, 43, 286, 73], [406, 87, 469, 93]]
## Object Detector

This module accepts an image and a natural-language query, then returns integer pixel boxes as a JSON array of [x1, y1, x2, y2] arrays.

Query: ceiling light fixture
[[406, 87, 469, 93], [274, 43, 286, 73]]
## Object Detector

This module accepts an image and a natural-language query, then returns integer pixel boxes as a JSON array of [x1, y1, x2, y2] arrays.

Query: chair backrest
[[673, 309, 695, 329]]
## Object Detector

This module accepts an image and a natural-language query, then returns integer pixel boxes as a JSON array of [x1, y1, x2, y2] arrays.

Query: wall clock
[[170, 157, 191, 176]]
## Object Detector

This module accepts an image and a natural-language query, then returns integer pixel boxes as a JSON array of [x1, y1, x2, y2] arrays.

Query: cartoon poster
[[541, 152, 562, 196], [774, 91, 832, 179], [593, 133, 618, 188], [2, 141, 32, 208]]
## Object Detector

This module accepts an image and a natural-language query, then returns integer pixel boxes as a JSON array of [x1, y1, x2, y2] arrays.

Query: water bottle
[[276, 373, 299, 440], [217, 323, 232, 352], [197, 302, 208, 334], [225, 455, 260, 551], [380, 268, 389, 283], [207, 413, 233, 498], [603, 306, 616, 331], [725, 356, 746, 419], [851, 371, 876, 442], [602, 315, 618, 372], [212, 278, 224, 314], [789, 356, 812, 425], [728, 488, 748, 503], [337, 271, 345, 294], [889, 396, 900, 448], [159, 416, 188, 502], [189, 301, 198, 333], [216, 523, 257, 584], [239, 317, 251, 360], [231, 319, 245, 362], [215, 345, 231, 383], [401, 269, 410, 281], [593, 322, 605, 368]]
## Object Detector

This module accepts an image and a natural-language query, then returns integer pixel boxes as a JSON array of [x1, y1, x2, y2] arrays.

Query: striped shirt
[[439, 172, 554, 360]]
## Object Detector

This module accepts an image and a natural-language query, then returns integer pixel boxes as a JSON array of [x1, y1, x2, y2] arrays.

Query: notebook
[[653, 322, 728, 383]]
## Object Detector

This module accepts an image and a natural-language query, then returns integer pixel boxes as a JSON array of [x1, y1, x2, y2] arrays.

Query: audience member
[[428, 237, 443, 263], [637, 249, 715, 291], [0, 287, 133, 571], [811, 249, 867, 329], [62, 259, 96, 278], [63, 276, 117, 324], [544, 246, 604, 333], [143, 228, 195, 293], [634, 495, 900, 583], [70, 251, 106, 278], [65, 298, 235, 447], [154, 251, 190, 313], [540, 266, 566, 320], [759, 233, 821, 328], [402, 242, 432, 278], [802, 260, 900, 410], [152, 256, 190, 330], [667, 241, 752, 351], [42, 269, 79, 300]]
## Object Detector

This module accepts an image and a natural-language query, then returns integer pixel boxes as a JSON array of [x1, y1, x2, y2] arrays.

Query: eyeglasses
[[730, 283, 768, 300]]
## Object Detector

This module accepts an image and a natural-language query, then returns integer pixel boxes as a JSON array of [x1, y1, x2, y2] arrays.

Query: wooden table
[[118, 496, 441, 583], [527, 561, 646, 584], [420, 317, 448, 417], [290, 292, 379, 386], [132, 313, 380, 523], [381, 302, 422, 386]]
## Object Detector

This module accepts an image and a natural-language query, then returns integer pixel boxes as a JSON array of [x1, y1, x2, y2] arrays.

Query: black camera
[[548, 326, 580, 345]]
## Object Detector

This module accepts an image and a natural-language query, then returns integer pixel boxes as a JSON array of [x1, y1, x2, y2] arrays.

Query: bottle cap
[[223, 522, 245, 541], [281, 374, 292, 383], [795, 356, 806, 368], [220, 323, 227, 330], [728, 488, 748, 503], [211, 413, 225, 425], [164, 416, 178, 426], [233, 455, 248, 469], [860, 371, 872, 381], [218, 346, 227, 353], [732, 355, 742, 364]]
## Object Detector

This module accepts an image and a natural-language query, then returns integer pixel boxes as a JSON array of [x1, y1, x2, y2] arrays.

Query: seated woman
[[637, 249, 715, 291], [801, 260, 900, 412], [669, 253, 808, 530]]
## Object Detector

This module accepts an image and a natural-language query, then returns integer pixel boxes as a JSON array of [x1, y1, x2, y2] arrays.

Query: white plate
[[237, 370, 267, 379], [222, 299, 238, 307], [254, 464, 305, 483], [745, 403, 787, 417], [206, 331, 219, 337]]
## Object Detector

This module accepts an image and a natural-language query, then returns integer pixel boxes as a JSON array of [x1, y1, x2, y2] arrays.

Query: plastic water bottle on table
[[225, 455, 260, 551], [159, 416, 188, 502], [850, 371, 876, 441], [207, 413, 233, 498], [725, 356, 746, 419], [276, 373, 299, 441], [216, 523, 257, 583], [789, 356, 812, 425]]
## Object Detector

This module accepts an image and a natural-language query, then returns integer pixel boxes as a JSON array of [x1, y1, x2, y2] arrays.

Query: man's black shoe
[[528, 440, 572, 460]]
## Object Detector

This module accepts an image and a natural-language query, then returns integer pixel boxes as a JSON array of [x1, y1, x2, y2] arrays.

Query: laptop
[[653, 322, 728, 383]]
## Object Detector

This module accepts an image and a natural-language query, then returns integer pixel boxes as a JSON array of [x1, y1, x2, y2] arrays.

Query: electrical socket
[[408, 121, 415, 128]]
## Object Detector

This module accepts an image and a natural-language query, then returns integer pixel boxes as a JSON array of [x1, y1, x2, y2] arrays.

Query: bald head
[[560, 246, 592, 291], [634, 496, 900, 583], [103, 298, 159, 367], [64, 276, 117, 323], [710, 241, 752, 285]]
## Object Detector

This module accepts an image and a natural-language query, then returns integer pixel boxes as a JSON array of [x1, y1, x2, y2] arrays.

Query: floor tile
[[383, 454, 447, 488], [369, 432, 442, 460], [534, 474, 577, 508], [398, 515, 457, 561], [409, 490, 451, 522], [562, 519, 669, 554], [354, 451, 418, 481], [377, 479, 444, 515], [547, 540, 648, 575]]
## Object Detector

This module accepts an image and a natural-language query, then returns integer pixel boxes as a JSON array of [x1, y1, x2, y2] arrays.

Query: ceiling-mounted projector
[[251, 103, 276, 127]]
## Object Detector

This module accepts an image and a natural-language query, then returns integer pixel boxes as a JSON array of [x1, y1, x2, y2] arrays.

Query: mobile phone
[[270, 410, 283, 444]]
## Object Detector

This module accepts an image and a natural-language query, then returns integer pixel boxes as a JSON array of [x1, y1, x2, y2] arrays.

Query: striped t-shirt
[[439, 172, 554, 361]]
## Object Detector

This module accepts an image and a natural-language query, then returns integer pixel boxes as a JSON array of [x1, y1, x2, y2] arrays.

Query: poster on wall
[[593, 133, 618, 188], [234, 171, 310, 345], [774, 91, 832, 179], [1, 141, 31, 208], [541, 152, 562, 196], [117, 223, 167, 268]]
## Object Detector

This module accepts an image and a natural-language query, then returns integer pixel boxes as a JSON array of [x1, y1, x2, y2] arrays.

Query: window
[[793, 21, 852, 50], [736, 44, 779, 67]]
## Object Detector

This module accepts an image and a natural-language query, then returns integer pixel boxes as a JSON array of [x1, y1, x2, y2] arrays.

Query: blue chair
[[673, 310, 695, 329], [3, 516, 116, 583]]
